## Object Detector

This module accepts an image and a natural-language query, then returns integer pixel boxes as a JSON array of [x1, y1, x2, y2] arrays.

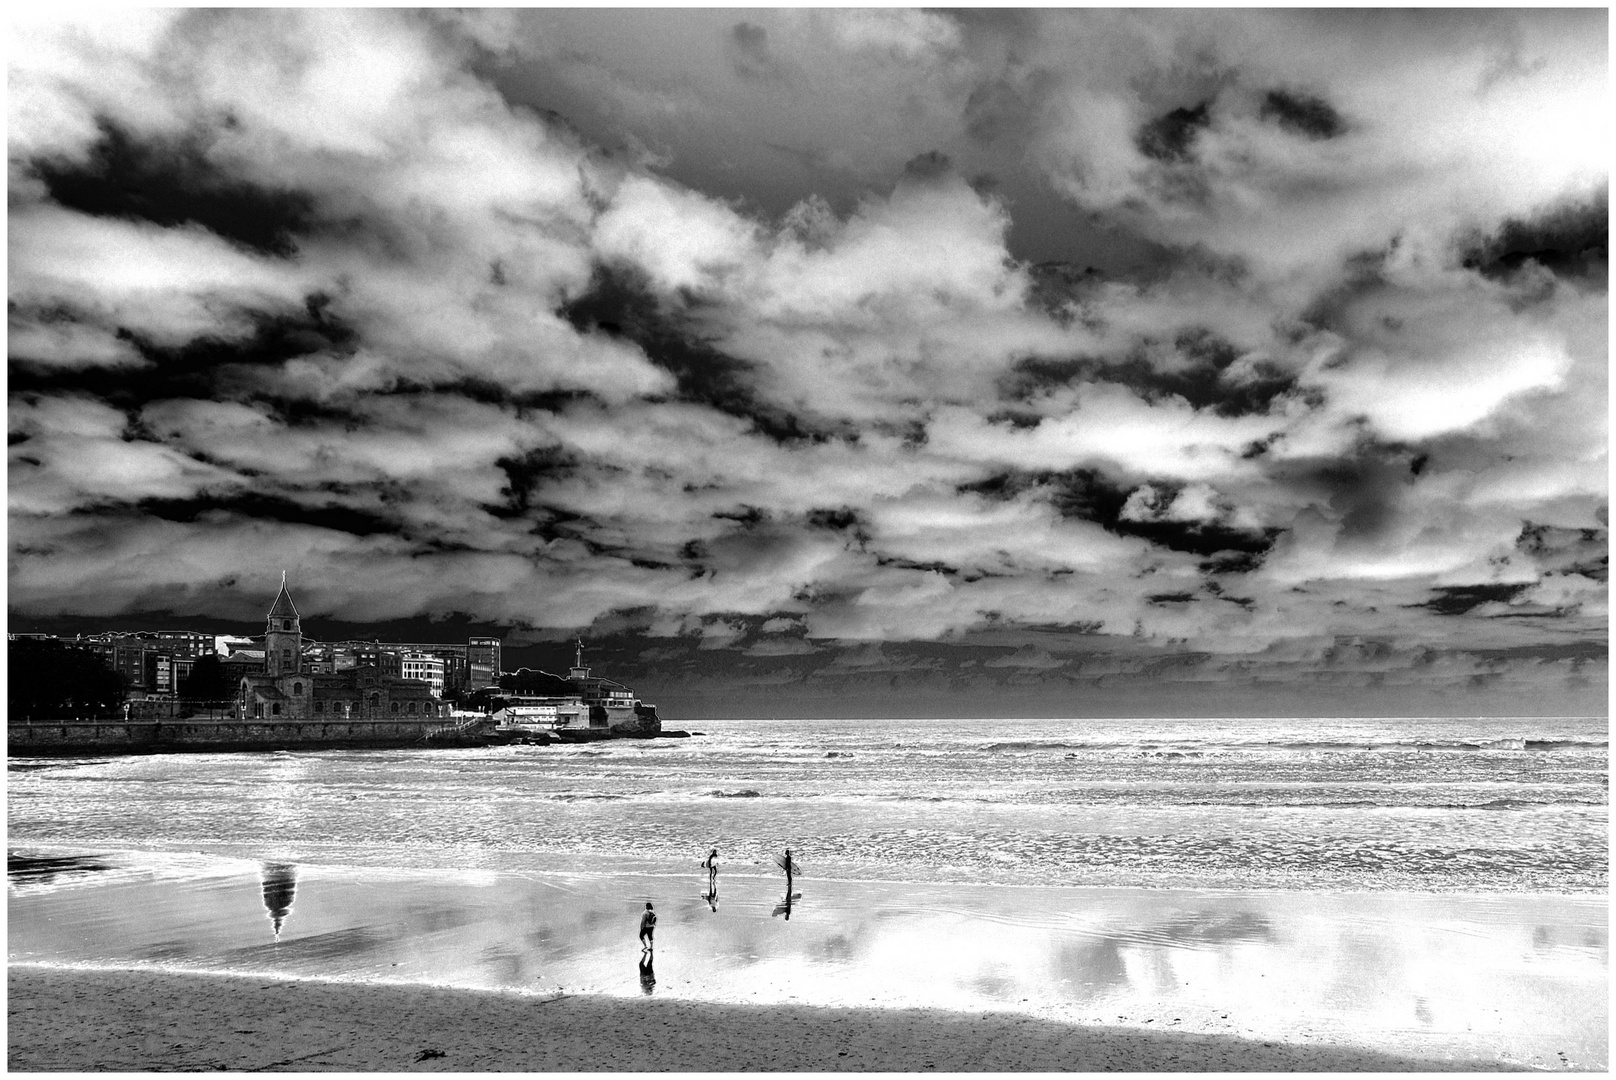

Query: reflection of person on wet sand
[[771, 849, 802, 920], [771, 890, 801, 920], [704, 886, 718, 913], [638, 902, 656, 951], [638, 953, 655, 994]]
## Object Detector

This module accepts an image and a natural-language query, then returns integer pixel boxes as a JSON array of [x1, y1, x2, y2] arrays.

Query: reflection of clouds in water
[[1156, 910, 1273, 947], [1052, 936, 1130, 999], [220, 924, 395, 969], [970, 969, 1018, 1001], [478, 943, 530, 984], [818, 932, 857, 963], [1049, 906, 1274, 1001], [524, 924, 581, 964], [137, 939, 204, 961], [1531, 923, 1608, 957], [1325, 932, 1401, 1011], [402, 903, 481, 935], [1414, 997, 1435, 1025]]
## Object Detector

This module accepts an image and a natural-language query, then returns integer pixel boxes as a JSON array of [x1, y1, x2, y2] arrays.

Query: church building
[[238, 576, 448, 722]]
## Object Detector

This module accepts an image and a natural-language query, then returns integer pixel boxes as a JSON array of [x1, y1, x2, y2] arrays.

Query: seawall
[[7, 717, 474, 755]]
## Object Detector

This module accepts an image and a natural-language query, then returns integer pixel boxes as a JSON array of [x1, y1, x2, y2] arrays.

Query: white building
[[401, 653, 446, 698]]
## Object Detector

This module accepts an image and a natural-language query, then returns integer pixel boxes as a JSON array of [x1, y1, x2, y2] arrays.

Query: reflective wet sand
[[7, 848, 1606, 1069]]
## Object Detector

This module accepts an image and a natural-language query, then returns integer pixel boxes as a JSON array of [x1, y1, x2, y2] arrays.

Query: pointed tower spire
[[265, 575, 302, 676]]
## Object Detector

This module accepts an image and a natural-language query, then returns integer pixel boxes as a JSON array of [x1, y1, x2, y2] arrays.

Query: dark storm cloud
[[1135, 101, 1211, 163], [485, 446, 578, 521], [33, 119, 317, 258], [902, 150, 954, 182], [1416, 583, 1533, 617], [999, 330, 1302, 419], [135, 493, 401, 538], [963, 469, 1279, 561], [1258, 90, 1345, 140], [727, 21, 782, 83], [11, 297, 358, 407], [1462, 192, 1608, 283], [560, 264, 835, 444]]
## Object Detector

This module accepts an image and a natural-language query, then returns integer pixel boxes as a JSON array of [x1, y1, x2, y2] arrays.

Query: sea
[[8, 714, 1608, 892], [8, 714, 1609, 1069]]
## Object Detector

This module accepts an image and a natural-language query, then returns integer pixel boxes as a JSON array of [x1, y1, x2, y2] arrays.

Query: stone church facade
[[238, 578, 449, 722]]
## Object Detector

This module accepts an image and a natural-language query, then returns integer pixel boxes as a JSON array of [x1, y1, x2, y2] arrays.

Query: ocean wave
[[1523, 739, 1610, 751], [983, 740, 1138, 752], [1209, 737, 1604, 753], [987, 736, 1608, 755], [1169, 797, 1608, 811], [706, 789, 763, 799]]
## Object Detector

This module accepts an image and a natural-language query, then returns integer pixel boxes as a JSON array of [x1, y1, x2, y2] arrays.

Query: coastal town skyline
[[9, 9, 1607, 719]]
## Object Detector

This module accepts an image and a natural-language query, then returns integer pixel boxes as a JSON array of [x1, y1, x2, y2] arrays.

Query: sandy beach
[[9, 964, 1527, 1072]]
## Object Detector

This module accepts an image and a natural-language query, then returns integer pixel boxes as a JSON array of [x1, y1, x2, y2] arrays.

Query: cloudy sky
[[8, 9, 1607, 717]]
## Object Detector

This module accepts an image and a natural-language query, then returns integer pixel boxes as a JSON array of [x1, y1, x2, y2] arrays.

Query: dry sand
[[9, 965, 1521, 1072]]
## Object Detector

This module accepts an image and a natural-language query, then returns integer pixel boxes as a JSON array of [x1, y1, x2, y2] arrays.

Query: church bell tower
[[264, 572, 302, 677]]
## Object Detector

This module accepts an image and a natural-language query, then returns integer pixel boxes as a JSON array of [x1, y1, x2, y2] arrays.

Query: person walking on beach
[[702, 848, 719, 892], [638, 902, 656, 951]]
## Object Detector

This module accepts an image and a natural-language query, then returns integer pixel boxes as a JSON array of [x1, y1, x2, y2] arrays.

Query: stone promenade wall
[[8, 718, 460, 754]]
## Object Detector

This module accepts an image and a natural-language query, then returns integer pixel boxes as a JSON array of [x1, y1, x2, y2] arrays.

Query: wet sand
[[8, 964, 1523, 1072], [7, 851, 1607, 1071]]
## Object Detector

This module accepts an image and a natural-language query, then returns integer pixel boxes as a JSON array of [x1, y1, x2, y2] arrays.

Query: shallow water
[[6, 715, 1606, 891]]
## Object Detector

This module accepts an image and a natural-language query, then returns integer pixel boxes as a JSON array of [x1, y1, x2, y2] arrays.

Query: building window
[[254, 703, 264, 718], [369, 693, 380, 710], [292, 682, 303, 696], [390, 700, 400, 714], [407, 701, 417, 715], [271, 703, 281, 716], [314, 701, 324, 715]]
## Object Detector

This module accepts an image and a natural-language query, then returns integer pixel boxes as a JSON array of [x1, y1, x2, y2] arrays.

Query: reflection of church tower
[[260, 862, 298, 939], [264, 572, 301, 677]]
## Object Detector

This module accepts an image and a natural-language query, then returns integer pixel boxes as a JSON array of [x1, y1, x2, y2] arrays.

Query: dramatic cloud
[[8, 10, 1606, 716]]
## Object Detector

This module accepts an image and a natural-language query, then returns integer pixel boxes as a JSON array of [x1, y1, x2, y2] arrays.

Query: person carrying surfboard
[[775, 848, 798, 889], [702, 848, 719, 891]]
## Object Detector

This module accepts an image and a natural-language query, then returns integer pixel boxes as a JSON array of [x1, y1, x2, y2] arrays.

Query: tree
[[179, 654, 233, 702], [8, 638, 129, 720]]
